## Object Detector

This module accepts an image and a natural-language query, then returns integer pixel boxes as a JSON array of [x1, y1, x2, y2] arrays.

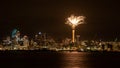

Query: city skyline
[[0, 0, 120, 40]]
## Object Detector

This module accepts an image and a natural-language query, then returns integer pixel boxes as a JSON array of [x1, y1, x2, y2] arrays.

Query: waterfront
[[0, 51, 120, 68], [1, 0, 120, 68]]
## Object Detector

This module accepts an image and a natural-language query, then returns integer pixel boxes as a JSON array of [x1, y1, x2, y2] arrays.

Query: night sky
[[0, 0, 120, 41]]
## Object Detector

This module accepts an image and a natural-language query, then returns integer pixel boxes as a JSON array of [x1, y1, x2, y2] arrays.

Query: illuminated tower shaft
[[72, 25, 75, 43], [72, 29, 75, 43]]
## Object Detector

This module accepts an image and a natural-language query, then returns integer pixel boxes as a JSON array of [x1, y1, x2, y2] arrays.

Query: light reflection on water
[[56, 52, 120, 68], [59, 52, 91, 68], [0, 51, 120, 68]]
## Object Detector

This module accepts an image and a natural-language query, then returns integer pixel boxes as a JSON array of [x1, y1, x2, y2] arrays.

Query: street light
[[66, 14, 85, 43]]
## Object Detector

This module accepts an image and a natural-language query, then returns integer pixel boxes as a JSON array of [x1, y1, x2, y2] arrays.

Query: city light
[[66, 15, 85, 43]]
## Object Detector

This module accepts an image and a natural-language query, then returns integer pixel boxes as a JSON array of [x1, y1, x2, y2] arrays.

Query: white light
[[87, 47, 90, 50], [39, 32, 42, 35]]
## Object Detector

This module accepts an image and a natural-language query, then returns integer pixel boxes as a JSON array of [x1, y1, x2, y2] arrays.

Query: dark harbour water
[[0, 51, 120, 68]]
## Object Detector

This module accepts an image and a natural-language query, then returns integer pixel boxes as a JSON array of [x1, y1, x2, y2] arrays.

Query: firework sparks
[[66, 15, 85, 27]]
